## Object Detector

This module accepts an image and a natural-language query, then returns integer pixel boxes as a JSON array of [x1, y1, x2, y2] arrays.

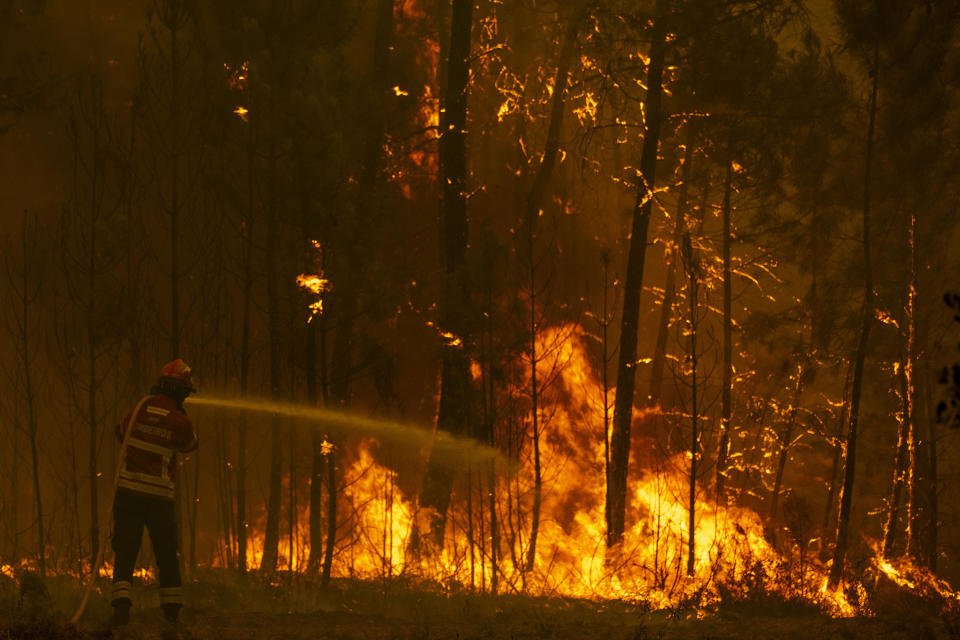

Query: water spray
[[185, 395, 504, 466]]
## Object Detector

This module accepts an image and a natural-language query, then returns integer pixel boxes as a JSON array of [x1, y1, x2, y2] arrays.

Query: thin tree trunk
[[11, 420, 20, 562], [905, 212, 923, 564], [419, 0, 475, 545], [602, 251, 612, 515], [483, 270, 498, 594], [882, 351, 910, 557], [685, 234, 699, 577], [237, 124, 254, 575], [261, 140, 283, 573], [87, 156, 100, 577], [319, 0, 396, 581], [828, 40, 878, 589], [821, 365, 851, 537], [20, 227, 44, 576], [769, 374, 803, 521], [307, 297, 324, 575], [716, 154, 734, 498], [322, 307, 354, 586], [169, 11, 181, 358], [522, 9, 581, 574], [289, 428, 296, 574], [607, 0, 666, 548], [923, 372, 938, 570]]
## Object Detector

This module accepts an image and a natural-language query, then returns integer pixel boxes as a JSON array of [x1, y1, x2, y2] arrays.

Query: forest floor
[[2, 569, 959, 640]]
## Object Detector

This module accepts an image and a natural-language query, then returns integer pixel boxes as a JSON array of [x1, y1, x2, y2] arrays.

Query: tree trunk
[[168, 10, 181, 359], [261, 141, 283, 574], [716, 154, 734, 498], [923, 371, 938, 570], [419, 0, 475, 545], [322, 300, 354, 586], [607, 0, 666, 548], [237, 123, 255, 575], [907, 214, 938, 570], [289, 428, 296, 574], [522, 7, 581, 575], [828, 41, 878, 589], [307, 301, 325, 575], [882, 350, 910, 557], [19, 221, 44, 576], [821, 364, 851, 540], [684, 233, 699, 577], [769, 373, 803, 521], [602, 251, 612, 526], [87, 239, 99, 576], [481, 264, 499, 593]]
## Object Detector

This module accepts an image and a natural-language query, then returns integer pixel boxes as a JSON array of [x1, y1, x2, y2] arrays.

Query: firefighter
[[109, 359, 198, 627]]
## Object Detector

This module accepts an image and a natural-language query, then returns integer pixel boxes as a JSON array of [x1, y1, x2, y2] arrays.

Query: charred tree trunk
[[9, 216, 45, 575], [237, 121, 255, 576], [526, 290, 542, 575], [419, 0, 475, 545], [828, 41, 878, 589], [189, 438, 200, 575], [922, 371, 938, 570], [821, 365, 851, 538], [716, 155, 734, 499], [307, 291, 325, 576], [683, 233, 699, 577], [882, 349, 911, 557], [167, 5, 182, 359], [607, 0, 666, 548], [769, 372, 803, 521], [480, 255, 499, 593], [261, 141, 283, 574], [322, 297, 355, 585], [907, 215, 938, 570], [602, 251, 613, 513]]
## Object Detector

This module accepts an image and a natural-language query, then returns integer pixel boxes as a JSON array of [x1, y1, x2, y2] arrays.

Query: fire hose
[[70, 395, 153, 624]]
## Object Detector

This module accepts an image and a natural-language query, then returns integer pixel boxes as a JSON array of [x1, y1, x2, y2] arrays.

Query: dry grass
[[0, 568, 955, 639]]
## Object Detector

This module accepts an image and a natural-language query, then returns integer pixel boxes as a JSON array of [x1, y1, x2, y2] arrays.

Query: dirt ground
[[2, 571, 958, 640]]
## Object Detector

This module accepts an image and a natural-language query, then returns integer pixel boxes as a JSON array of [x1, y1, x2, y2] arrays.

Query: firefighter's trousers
[[110, 490, 184, 610]]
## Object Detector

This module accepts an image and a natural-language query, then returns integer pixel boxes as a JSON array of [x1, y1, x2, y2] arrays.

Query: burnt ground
[[2, 570, 958, 640]]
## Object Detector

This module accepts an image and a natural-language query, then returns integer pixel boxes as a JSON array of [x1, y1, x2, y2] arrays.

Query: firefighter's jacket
[[115, 395, 197, 500]]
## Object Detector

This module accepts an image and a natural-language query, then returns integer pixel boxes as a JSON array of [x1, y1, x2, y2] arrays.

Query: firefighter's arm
[[178, 415, 199, 453]]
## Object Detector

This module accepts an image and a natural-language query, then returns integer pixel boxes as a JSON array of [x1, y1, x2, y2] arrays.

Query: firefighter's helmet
[[158, 359, 198, 394]]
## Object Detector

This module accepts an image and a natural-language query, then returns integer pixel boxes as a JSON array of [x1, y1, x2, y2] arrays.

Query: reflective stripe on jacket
[[116, 395, 197, 500]]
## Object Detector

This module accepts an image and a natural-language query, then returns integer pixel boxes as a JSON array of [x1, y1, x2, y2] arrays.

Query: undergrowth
[[0, 568, 955, 639]]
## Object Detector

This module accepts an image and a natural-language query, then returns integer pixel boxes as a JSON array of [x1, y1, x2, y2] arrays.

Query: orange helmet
[[159, 359, 198, 393]]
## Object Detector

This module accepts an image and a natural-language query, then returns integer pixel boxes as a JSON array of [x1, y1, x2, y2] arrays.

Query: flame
[[233, 106, 249, 122], [222, 324, 872, 613], [296, 274, 330, 323], [425, 320, 463, 348], [15, 320, 951, 618]]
